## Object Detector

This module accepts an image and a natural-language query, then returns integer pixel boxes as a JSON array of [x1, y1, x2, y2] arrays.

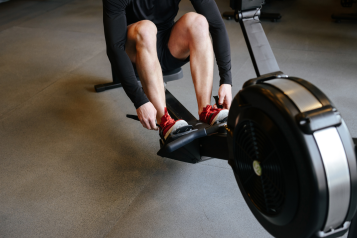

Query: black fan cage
[[234, 120, 285, 216]]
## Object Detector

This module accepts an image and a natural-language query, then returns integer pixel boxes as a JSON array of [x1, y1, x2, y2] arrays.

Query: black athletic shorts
[[156, 24, 190, 73]]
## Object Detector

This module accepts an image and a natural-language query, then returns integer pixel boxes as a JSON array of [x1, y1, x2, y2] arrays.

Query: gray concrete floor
[[0, 0, 356, 237]]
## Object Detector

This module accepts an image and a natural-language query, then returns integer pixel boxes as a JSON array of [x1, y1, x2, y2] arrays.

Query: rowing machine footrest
[[157, 138, 201, 164]]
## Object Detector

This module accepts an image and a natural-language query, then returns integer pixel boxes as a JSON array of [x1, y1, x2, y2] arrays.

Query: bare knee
[[182, 12, 209, 40], [134, 20, 157, 50]]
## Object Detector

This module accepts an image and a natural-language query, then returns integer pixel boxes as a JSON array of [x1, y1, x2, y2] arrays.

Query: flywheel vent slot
[[234, 120, 285, 216]]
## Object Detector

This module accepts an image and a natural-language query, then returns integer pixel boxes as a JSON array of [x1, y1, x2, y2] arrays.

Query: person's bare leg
[[167, 13, 214, 115], [126, 20, 166, 124]]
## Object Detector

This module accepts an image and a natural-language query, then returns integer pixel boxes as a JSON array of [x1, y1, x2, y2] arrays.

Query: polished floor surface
[[0, 0, 356, 237]]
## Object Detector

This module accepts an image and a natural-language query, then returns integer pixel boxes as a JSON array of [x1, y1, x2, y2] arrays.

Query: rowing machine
[[98, 0, 357, 237]]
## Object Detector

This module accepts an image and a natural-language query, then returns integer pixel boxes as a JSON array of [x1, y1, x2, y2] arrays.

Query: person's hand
[[213, 84, 232, 110], [136, 102, 158, 130]]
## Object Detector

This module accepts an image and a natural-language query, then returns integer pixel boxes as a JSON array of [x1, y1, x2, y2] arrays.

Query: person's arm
[[102, 0, 149, 109], [190, 0, 232, 86]]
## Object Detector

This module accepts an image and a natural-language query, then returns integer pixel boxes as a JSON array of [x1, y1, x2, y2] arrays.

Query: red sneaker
[[159, 108, 188, 140], [199, 105, 229, 125]]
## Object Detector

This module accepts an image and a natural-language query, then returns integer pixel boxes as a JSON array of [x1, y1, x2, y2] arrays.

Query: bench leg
[[94, 65, 122, 92]]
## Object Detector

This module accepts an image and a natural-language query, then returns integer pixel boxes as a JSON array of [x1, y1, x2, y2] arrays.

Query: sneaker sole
[[210, 109, 229, 125], [164, 120, 189, 140]]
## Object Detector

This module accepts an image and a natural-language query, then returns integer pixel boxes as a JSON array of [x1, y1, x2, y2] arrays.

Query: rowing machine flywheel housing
[[227, 76, 357, 238]]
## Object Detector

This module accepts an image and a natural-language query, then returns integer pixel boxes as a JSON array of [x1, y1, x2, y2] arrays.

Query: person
[[103, 0, 232, 140]]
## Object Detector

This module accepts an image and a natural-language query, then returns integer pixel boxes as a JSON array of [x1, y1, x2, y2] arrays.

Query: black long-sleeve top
[[103, 0, 232, 109]]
